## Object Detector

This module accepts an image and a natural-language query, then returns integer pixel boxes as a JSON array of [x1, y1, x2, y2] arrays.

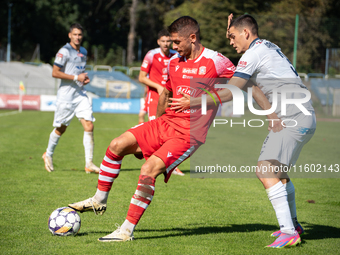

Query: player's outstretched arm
[[156, 88, 171, 118], [139, 70, 164, 95]]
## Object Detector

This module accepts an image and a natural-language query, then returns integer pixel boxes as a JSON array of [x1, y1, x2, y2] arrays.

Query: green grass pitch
[[0, 110, 339, 254]]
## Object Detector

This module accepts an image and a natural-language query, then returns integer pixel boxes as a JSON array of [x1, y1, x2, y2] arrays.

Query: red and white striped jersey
[[163, 47, 235, 143]]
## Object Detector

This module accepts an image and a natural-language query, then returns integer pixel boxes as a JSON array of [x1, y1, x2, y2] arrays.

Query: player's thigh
[[154, 137, 195, 171], [53, 101, 76, 127], [75, 97, 95, 122], [141, 155, 167, 178], [258, 122, 316, 166]]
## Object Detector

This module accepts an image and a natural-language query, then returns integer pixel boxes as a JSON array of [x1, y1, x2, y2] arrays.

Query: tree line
[[0, 0, 339, 73]]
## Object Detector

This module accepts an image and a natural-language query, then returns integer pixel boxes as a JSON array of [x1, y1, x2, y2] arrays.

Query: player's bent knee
[[140, 163, 163, 178]]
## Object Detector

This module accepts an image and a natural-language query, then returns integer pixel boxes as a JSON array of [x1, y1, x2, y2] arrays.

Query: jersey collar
[[249, 38, 260, 49]]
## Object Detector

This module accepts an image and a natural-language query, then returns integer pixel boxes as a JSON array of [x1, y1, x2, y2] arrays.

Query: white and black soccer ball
[[48, 207, 81, 236]]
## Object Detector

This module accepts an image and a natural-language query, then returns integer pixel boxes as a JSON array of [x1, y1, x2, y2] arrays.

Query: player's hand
[[267, 115, 285, 133], [78, 73, 90, 85], [169, 91, 190, 113], [226, 13, 233, 39]]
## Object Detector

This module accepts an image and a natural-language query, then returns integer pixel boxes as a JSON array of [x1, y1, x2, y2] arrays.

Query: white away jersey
[[54, 43, 87, 102], [233, 38, 314, 117]]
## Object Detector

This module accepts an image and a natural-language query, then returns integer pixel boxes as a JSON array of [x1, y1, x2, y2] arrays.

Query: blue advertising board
[[92, 98, 140, 114]]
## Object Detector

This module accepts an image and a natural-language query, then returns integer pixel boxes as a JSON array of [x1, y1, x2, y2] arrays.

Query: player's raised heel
[[85, 161, 100, 174], [98, 225, 134, 242], [266, 230, 301, 248], [42, 152, 54, 172], [271, 223, 305, 237], [68, 197, 106, 215]]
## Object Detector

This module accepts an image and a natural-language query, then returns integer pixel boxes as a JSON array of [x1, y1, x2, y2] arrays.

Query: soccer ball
[[48, 207, 81, 236]]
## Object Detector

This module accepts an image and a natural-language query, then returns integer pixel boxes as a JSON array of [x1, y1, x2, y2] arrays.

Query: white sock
[[266, 181, 295, 235], [83, 131, 94, 164], [284, 181, 298, 227], [120, 219, 135, 236], [94, 189, 108, 204], [46, 129, 60, 157]]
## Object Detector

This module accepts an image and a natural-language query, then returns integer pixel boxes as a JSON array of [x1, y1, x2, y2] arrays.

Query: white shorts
[[53, 96, 95, 127], [258, 112, 316, 166]]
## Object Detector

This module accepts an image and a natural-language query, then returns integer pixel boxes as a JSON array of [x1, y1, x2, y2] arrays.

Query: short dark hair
[[168, 16, 200, 38], [230, 14, 258, 36], [158, 29, 170, 39], [69, 23, 83, 33]]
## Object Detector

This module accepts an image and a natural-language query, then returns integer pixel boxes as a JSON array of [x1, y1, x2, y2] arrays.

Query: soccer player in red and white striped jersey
[[68, 16, 235, 242]]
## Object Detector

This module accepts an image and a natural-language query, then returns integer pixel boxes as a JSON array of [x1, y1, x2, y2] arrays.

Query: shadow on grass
[[300, 222, 340, 240], [136, 223, 278, 240]]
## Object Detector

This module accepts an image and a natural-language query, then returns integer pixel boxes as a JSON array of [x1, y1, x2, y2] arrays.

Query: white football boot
[[42, 152, 54, 172], [68, 197, 106, 215], [98, 225, 134, 242]]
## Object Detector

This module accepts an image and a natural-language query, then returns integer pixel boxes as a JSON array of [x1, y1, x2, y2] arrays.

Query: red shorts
[[128, 117, 200, 183], [147, 103, 157, 121]]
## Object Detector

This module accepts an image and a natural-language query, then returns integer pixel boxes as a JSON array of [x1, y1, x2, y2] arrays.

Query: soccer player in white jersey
[[42, 23, 100, 174], [227, 14, 316, 248], [170, 14, 316, 249]]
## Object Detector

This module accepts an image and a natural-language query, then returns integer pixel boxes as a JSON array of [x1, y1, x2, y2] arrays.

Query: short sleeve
[[54, 48, 69, 68], [213, 53, 235, 78], [233, 51, 260, 80], [140, 50, 154, 73]]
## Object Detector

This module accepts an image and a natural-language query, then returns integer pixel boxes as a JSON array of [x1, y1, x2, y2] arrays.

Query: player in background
[[68, 16, 236, 242], [42, 23, 100, 174], [138, 29, 184, 176], [170, 14, 316, 248]]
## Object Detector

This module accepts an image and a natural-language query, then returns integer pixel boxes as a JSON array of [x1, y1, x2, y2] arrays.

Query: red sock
[[126, 175, 155, 225], [98, 147, 123, 192]]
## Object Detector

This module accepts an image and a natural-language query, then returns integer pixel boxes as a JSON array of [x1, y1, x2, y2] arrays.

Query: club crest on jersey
[[199, 66, 206, 75], [182, 68, 198, 74], [158, 57, 162, 62], [177, 86, 197, 97], [238, 61, 247, 68]]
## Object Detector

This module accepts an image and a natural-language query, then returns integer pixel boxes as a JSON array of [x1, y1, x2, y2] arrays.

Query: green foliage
[[0, 0, 339, 72]]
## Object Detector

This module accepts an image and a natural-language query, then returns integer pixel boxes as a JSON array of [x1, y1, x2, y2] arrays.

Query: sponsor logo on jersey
[[177, 86, 197, 97], [142, 60, 148, 68], [56, 53, 63, 62], [164, 59, 169, 65], [199, 66, 206, 75], [77, 53, 84, 57], [162, 75, 168, 80], [162, 68, 167, 74], [182, 68, 197, 74], [182, 75, 193, 79], [238, 61, 247, 68], [175, 65, 180, 72]]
